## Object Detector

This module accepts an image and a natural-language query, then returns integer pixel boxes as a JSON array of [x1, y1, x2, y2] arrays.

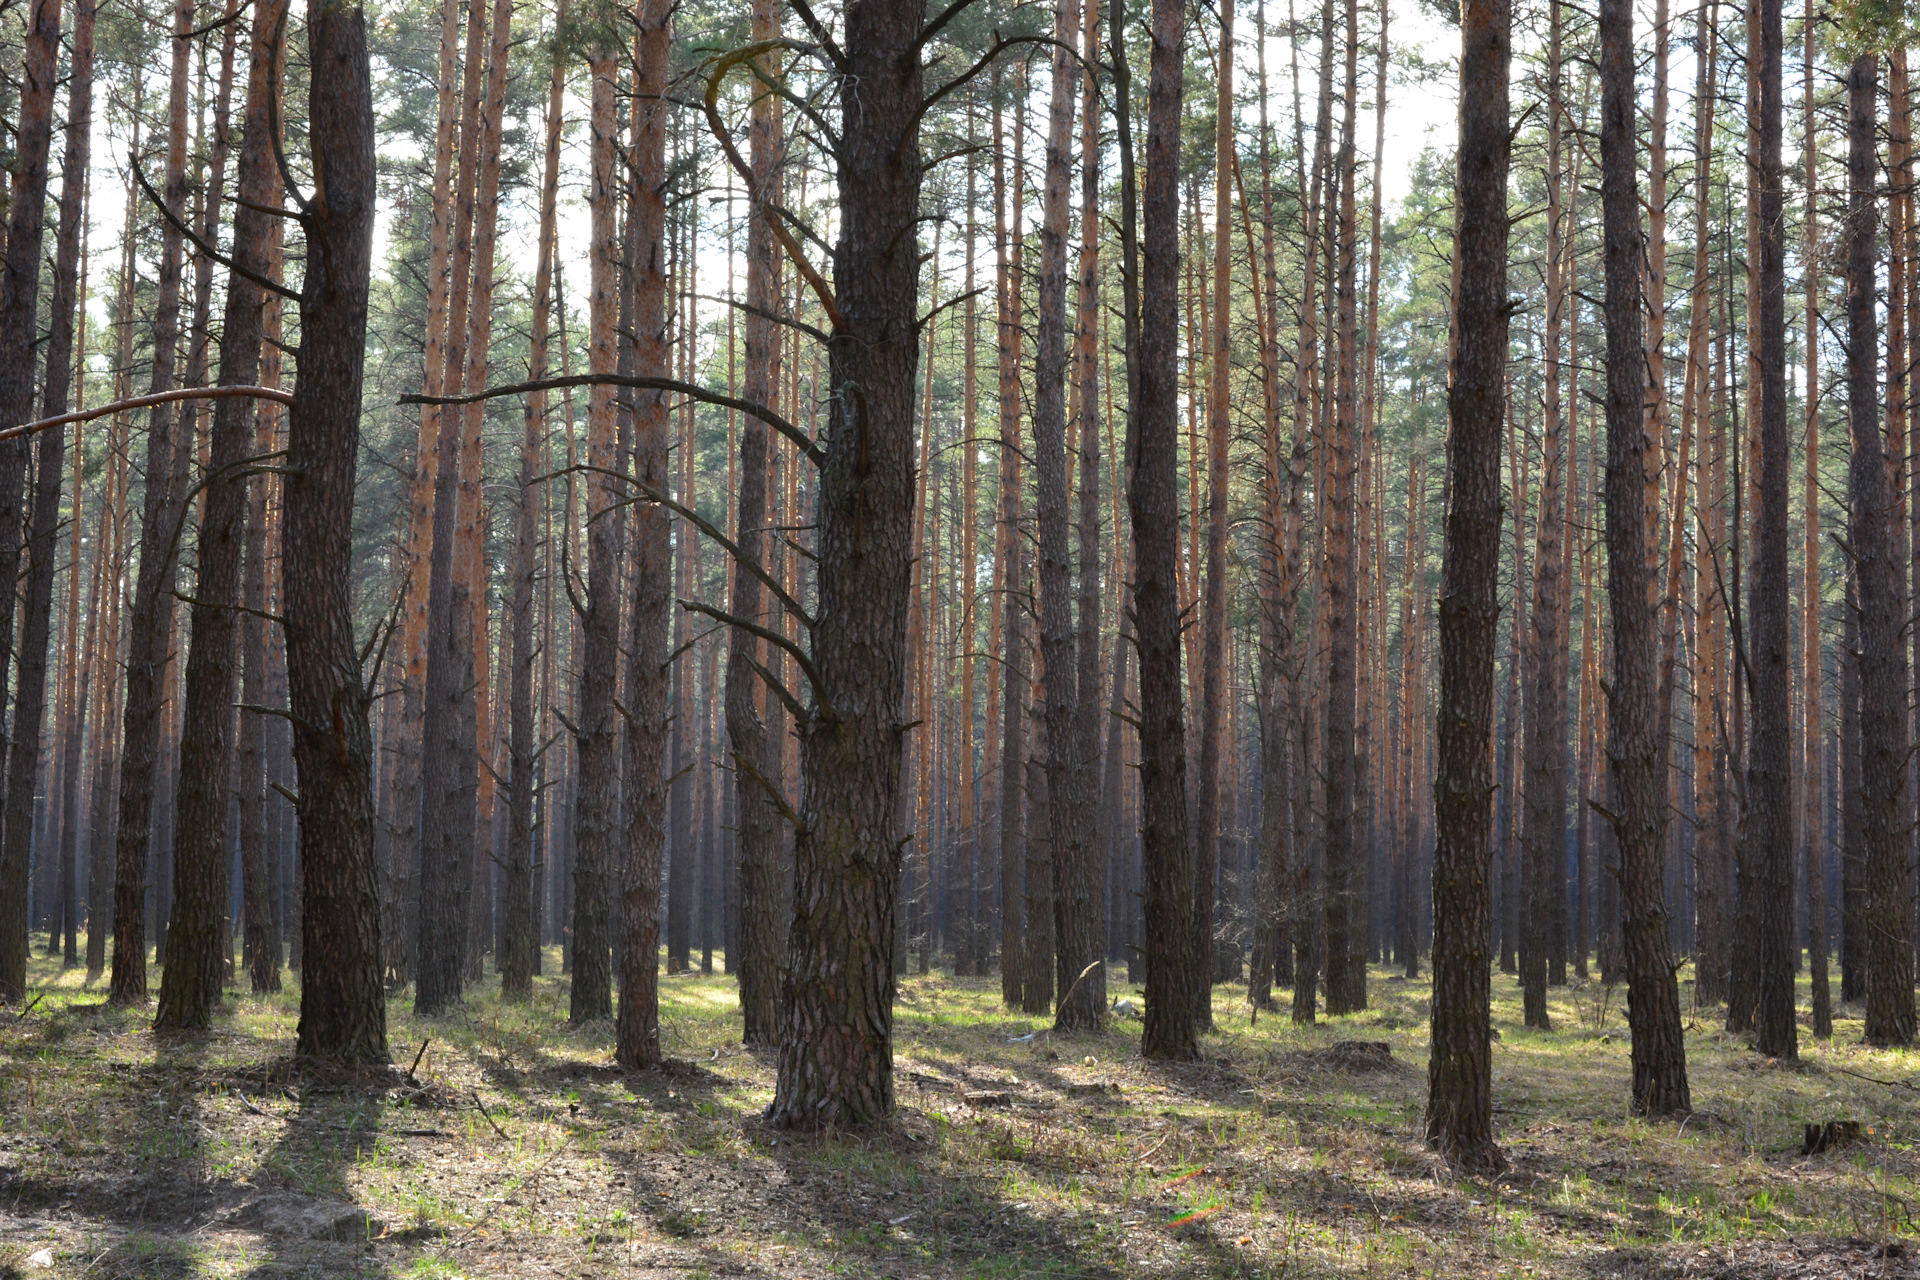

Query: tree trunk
[[616, 0, 671, 1071], [286, 0, 387, 1064], [158, 0, 275, 1030], [1191, 0, 1234, 1031], [764, 0, 924, 1129], [416, 0, 490, 1014], [569, 44, 623, 1026], [501, 0, 566, 1002], [1601, 0, 1690, 1114], [1802, 4, 1829, 1041], [1520, 0, 1567, 1032], [1133, 0, 1199, 1063], [1744, 0, 1795, 1059], [1035, 0, 1096, 1031], [1849, 53, 1916, 1047], [729, 0, 784, 1044], [107, 0, 192, 1006], [993, 65, 1029, 1010], [1426, 0, 1510, 1169]]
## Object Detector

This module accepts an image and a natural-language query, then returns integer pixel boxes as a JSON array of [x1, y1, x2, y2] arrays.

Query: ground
[[1, 946, 1917, 1279]]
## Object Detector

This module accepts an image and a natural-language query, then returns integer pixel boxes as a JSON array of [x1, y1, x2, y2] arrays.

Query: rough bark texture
[[1849, 53, 1916, 1048], [728, 1, 786, 1046], [1744, 0, 1796, 1060], [617, 0, 671, 1071], [570, 50, 622, 1026], [1426, 0, 1509, 1170], [764, 0, 925, 1128], [157, 0, 277, 1030], [1035, 0, 1096, 1032], [287, 0, 387, 1065], [1601, 0, 1690, 1114], [107, 0, 192, 1006], [1133, 0, 1200, 1063]]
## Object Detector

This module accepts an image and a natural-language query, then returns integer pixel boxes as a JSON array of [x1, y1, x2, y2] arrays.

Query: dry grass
[[2, 944, 1917, 1278]]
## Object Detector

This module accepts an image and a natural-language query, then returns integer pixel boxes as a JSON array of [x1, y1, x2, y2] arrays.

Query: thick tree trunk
[[287, 0, 386, 1064], [617, 0, 671, 1071], [1601, 0, 1690, 1114], [1132, 0, 1199, 1063], [1849, 53, 1916, 1048], [1426, 0, 1509, 1170], [764, 0, 925, 1129], [1744, 0, 1796, 1059]]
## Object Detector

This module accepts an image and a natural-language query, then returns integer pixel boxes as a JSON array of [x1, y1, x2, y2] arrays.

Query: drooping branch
[[400, 373, 824, 466], [0, 386, 295, 444]]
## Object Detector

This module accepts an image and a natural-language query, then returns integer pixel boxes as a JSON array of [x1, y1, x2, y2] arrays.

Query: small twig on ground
[[471, 1088, 511, 1141], [1833, 1064, 1920, 1092], [408, 1038, 431, 1083], [10, 993, 45, 1021]]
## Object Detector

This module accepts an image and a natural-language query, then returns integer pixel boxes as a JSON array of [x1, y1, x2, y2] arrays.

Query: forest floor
[[2, 949, 1919, 1279]]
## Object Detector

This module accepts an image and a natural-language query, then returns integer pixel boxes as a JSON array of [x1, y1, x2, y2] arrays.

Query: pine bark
[[287, 0, 387, 1064], [1520, 0, 1567, 1031], [1601, 0, 1690, 1114], [569, 44, 623, 1025], [107, 0, 193, 1006], [729, 0, 784, 1044], [1134, 0, 1200, 1062], [1427, 0, 1509, 1169], [158, 0, 276, 1030], [764, 0, 925, 1129], [1848, 53, 1916, 1047], [1744, 0, 1795, 1058], [617, 0, 671, 1071]]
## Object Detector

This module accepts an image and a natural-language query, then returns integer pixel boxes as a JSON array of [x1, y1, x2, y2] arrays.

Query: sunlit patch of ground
[[1, 942, 1915, 1278]]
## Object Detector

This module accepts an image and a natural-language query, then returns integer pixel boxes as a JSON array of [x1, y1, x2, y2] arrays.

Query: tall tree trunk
[[1427, 0, 1510, 1168], [18, 0, 89, 972], [1802, 3, 1830, 1040], [1521, 0, 1567, 1032], [0, 0, 61, 999], [569, 43, 622, 1026], [287, 0, 386, 1064], [1321, 0, 1363, 1017], [416, 0, 489, 1014], [158, 0, 276, 1029], [1067, 0, 1108, 1026], [617, 0, 671, 1070], [1849, 53, 1916, 1047], [502, 0, 566, 1002], [993, 66, 1029, 1009], [1036, 0, 1096, 1031], [1601, 0, 1690, 1114], [730, 0, 784, 1044], [1192, 0, 1234, 1030], [1133, 0, 1200, 1063], [1744, 0, 1795, 1059], [107, 0, 193, 1006], [763, 0, 925, 1129]]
